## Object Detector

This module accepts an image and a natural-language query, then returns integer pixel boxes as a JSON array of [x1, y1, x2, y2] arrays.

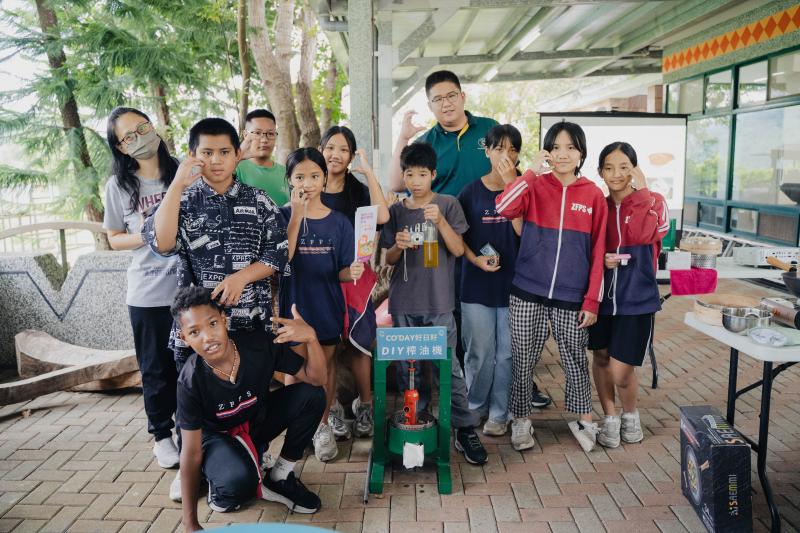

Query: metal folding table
[[684, 312, 800, 533], [645, 259, 785, 389]]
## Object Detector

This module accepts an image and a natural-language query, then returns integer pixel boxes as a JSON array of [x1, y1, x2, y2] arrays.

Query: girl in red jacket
[[589, 142, 668, 448], [496, 121, 607, 453]]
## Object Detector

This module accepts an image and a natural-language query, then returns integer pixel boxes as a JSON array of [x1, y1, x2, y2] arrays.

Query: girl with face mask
[[103, 107, 182, 471]]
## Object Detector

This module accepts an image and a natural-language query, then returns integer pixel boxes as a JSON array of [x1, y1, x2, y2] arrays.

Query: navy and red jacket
[[600, 189, 669, 316], [495, 170, 607, 314]]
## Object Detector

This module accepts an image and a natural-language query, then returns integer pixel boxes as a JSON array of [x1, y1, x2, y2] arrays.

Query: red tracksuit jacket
[[495, 170, 608, 314], [599, 189, 669, 316]]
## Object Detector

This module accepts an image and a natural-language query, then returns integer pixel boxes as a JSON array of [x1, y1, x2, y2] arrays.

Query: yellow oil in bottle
[[423, 240, 439, 268]]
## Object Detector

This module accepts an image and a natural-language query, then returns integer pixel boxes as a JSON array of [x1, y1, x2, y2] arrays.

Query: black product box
[[680, 405, 752, 532]]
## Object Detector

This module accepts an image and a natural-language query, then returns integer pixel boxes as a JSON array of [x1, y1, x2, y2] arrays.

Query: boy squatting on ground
[[173, 286, 327, 532], [379, 142, 488, 466]]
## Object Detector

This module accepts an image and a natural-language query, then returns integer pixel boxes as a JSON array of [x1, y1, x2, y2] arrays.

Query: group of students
[[102, 69, 667, 531]]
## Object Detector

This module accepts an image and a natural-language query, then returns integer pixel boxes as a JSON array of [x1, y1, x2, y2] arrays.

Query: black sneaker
[[531, 389, 552, 408], [207, 481, 240, 513], [454, 428, 488, 465], [262, 472, 321, 514]]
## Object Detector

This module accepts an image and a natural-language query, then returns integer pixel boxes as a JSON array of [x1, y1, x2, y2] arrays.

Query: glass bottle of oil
[[423, 221, 439, 268]]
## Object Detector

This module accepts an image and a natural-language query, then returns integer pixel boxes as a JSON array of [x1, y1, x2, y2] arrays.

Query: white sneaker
[[482, 419, 509, 436], [313, 423, 338, 462], [568, 420, 599, 452], [262, 451, 277, 470], [169, 470, 182, 502], [352, 397, 374, 438], [328, 400, 352, 441], [621, 410, 644, 443], [597, 415, 621, 448], [510, 418, 535, 451], [154, 437, 180, 469]]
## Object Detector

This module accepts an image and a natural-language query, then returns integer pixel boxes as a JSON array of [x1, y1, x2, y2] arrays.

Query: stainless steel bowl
[[691, 253, 717, 269], [721, 307, 771, 334]]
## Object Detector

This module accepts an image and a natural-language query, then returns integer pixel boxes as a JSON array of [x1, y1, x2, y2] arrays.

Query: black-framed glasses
[[248, 130, 279, 140], [430, 91, 461, 107], [118, 121, 153, 146]]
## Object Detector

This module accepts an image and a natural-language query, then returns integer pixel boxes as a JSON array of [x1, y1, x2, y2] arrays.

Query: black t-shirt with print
[[176, 329, 304, 433]]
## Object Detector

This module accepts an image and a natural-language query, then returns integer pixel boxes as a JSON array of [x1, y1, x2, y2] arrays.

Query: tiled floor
[[0, 279, 798, 532]]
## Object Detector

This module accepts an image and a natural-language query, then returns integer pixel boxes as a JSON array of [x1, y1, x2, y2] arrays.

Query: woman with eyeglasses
[[103, 106, 181, 470]]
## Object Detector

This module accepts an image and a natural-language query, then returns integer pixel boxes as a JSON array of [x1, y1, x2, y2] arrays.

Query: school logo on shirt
[[481, 208, 507, 224], [217, 390, 257, 419], [571, 202, 593, 215], [624, 215, 631, 224], [298, 237, 333, 255], [477, 138, 487, 150]]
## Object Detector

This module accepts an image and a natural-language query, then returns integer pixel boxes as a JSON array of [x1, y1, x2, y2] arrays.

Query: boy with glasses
[[237, 109, 289, 206]]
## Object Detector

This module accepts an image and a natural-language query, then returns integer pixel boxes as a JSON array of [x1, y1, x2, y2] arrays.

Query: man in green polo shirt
[[236, 109, 289, 206], [389, 70, 497, 196]]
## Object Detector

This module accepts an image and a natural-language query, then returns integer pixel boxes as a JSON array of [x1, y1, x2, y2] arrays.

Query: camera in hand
[[408, 225, 424, 246]]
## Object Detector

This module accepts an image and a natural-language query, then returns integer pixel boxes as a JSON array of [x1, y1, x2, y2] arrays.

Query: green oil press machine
[[367, 326, 452, 496]]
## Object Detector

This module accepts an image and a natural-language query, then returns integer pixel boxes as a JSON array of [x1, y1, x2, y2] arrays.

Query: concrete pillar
[[348, 0, 375, 163], [376, 12, 394, 188], [648, 84, 664, 113]]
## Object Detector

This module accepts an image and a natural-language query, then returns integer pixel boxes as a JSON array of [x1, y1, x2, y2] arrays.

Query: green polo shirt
[[235, 159, 289, 206], [417, 111, 498, 196]]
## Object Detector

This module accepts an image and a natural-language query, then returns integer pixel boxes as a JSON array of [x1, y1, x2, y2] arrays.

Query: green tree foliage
[[467, 79, 593, 168], [0, 0, 344, 224]]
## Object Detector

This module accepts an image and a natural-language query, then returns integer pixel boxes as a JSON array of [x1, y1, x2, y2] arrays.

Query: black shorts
[[588, 313, 654, 367], [319, 336, 341, 346]]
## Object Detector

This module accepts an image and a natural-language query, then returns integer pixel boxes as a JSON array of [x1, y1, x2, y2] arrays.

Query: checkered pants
[[508, 295, 592, 416]]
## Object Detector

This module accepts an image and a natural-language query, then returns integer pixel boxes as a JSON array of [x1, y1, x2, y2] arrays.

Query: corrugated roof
[[318, 0, 766, 108]]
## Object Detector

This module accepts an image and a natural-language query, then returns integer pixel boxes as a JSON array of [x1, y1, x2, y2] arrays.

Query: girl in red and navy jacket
[[588, 142, 668, 449], [495, 121, 607, 453]]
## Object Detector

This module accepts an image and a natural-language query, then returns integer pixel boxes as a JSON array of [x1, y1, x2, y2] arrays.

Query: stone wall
[[0, 251, 133, 368]]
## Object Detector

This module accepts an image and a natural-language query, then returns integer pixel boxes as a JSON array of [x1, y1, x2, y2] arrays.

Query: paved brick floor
[[0, 279, 798, 532]]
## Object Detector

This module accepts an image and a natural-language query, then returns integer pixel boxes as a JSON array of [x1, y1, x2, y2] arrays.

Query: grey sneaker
[[621, 410, 644, 443], [482, 418, 509, 436], [510, 418, 535, 451], [568, 420, 599, 452], [328, 400, 352, 441], [313, 423, 338, 462], [351, 397, 374, 438], [169, 470, 182, 502], [597, 415, 621, 448]]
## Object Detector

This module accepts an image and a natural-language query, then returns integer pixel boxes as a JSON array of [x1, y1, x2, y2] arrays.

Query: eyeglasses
[[118, 121, 153, 146], [248, 130, 279, 140], [430, 91, 461, 107]]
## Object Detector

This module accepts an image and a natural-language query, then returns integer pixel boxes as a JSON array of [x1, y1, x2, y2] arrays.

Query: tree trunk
[[247, 0, 300, 165], [296, 3, 320, 148], [35, 0, 108, 250], [319, 58, 338, 133], [151, 82, 175, 153], [237, 0, 250, 136]]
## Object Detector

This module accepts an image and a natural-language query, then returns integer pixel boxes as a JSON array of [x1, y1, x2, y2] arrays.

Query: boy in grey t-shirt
[[379, 143, 486, 465]]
